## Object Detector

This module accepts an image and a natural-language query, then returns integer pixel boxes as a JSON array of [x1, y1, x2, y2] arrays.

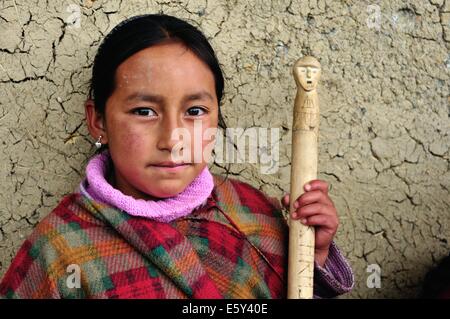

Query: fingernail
[[301, 218, 307, 224], [294, 201, 299, 208], [305, 184, 311, 191], [292, 212, 297, 219]]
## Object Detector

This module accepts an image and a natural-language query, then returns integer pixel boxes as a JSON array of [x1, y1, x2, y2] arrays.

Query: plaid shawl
[[0, 175, 288, 299]]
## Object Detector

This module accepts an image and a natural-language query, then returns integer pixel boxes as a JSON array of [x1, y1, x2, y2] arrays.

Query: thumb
[[281, 194, 290, 208]]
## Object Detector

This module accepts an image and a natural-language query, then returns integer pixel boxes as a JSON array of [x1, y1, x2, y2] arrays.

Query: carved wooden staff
[[287, 56, 321, 299]]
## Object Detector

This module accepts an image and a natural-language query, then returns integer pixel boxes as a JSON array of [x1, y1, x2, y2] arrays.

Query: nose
[[306, 67, 312, 78], [156, 112, 182, 152]]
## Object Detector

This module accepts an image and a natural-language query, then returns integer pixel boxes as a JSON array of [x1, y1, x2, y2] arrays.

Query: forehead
[[297, 64, 320, 69], [114, 42, 215, 90], [294, 57, 321, 69]]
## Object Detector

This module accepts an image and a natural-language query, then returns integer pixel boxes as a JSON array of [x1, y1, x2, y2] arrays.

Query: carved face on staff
[[293, 57, 321, 91]]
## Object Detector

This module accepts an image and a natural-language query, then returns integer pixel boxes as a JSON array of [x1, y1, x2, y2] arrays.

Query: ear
[[85, 99, 108, 144]]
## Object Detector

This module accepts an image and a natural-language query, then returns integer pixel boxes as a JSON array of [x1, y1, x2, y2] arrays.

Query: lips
[[150, 162, 191, 173], [153, 161, 189, 167]]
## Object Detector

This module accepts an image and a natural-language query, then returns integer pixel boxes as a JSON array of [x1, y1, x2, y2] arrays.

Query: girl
[[0, 14, 353, 299]]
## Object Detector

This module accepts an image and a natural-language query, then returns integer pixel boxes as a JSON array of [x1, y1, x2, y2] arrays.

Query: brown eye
[[186, 107, 206, 116], [133, 108, 157, 117]]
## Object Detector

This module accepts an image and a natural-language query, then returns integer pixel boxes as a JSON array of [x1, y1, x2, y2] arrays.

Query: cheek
[[202, 123, 219, 146], [124, 132, 146, 152], [183, 120, 217, 161], [201, 122, 218, 159], [112, 122, 149, 153]]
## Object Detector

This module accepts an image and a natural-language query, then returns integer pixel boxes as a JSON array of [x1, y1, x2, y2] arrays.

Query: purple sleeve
[[313, 241, 354, 298]]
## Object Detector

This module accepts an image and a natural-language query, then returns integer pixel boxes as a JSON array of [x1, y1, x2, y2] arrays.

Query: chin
[[147, 180, 188, 199]]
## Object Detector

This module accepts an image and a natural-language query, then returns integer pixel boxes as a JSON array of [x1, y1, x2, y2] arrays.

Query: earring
[[94, 135, 102, 149]]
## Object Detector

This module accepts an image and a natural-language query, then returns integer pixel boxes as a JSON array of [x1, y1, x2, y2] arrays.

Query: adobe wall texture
[[0, 0, 449, 298]]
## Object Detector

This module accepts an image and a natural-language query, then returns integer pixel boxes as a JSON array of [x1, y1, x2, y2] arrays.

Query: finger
[[295, 204, 339, 224], [281, 194, 290, 208], [304, 179, 330, 195], [295, 203, 325, 219], [297, 203, 340, 224], [295, 190, 333, 208], [292, 203, 334, 220], [301, 214, 338, 232]]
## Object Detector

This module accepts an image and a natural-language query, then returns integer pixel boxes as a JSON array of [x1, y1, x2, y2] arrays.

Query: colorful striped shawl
[[0, 175, 289, 298]]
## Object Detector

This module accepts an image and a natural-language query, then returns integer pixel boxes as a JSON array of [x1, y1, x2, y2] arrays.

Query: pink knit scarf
[[78, 151, 214, 222]]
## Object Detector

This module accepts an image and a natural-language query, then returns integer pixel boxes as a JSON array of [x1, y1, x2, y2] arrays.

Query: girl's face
[[94, 42, 218, 200]]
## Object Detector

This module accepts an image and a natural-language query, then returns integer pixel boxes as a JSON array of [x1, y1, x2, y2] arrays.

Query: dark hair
[[88, 13, 230, 181]]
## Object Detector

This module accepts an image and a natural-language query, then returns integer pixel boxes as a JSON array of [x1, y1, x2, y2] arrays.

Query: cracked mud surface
[[0, 0, 449, 298]]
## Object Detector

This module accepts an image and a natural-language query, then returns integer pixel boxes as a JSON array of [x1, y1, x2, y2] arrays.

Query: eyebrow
[[125, 91, 214, 104]]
